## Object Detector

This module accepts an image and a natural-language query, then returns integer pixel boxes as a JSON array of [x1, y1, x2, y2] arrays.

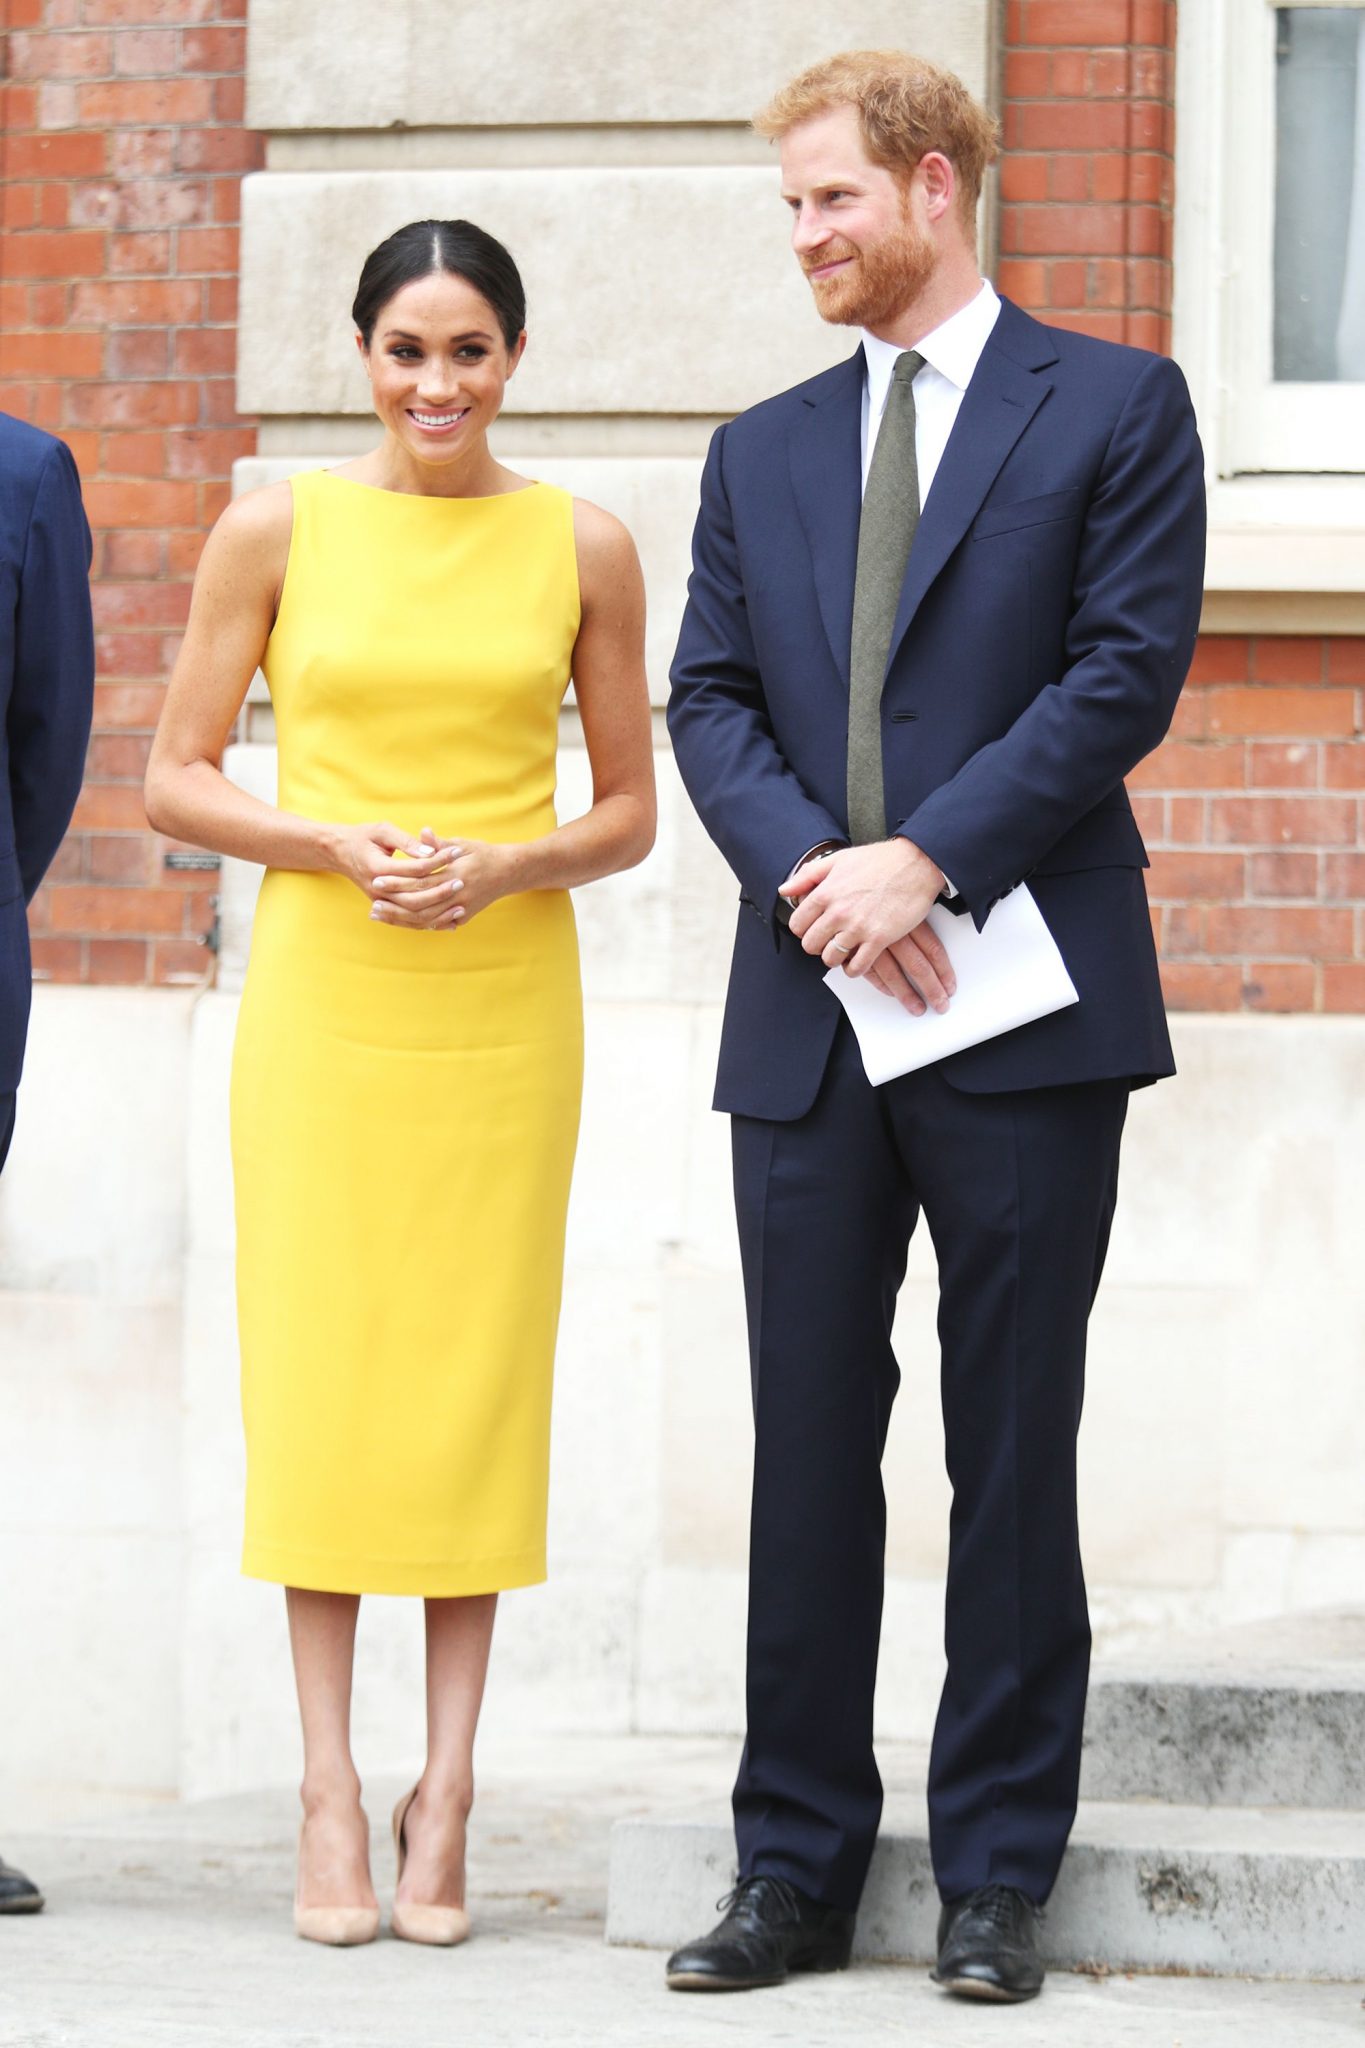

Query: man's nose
[[791, 203, 828, 255]]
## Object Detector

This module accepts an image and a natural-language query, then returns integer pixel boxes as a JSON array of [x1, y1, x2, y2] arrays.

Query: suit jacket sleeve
[[668, 422, 846, 921], [9, 440, 95, 903], [896, 353, 1206, 923]]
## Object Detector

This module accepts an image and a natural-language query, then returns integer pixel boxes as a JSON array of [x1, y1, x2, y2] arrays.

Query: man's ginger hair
[[754, 50, 1001, 222]]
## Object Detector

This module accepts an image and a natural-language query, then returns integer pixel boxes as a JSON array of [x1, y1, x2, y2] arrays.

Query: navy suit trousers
[[730, 1018, 1128, 1910], [0, 1091, 15, 1174]]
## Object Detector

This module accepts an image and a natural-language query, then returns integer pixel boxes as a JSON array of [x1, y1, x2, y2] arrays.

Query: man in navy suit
[[0, 412, 93, 1179], [0, 410, 94, 1915], [664, 52, 1205, 2002]]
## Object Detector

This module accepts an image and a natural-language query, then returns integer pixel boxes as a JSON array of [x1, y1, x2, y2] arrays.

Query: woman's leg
[[287, 1587, 377, 1910], [396, 1594, 497, 1907]]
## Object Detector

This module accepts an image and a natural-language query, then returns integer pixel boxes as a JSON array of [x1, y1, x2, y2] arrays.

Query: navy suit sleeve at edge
[[896, 353, 1207, 926], [10, 440, 95, 902], [667, 423, 845, 930]]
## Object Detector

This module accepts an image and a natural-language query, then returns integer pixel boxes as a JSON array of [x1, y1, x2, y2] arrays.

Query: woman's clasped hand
[[330, 821, 511, 931]]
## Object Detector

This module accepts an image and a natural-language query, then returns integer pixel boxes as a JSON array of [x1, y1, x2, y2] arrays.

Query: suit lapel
[[884, 303, 1057, 675], [788, 350, 864, 685]]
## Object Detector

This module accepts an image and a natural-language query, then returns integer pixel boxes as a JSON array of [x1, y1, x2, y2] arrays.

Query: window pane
[[1274, 7, 1365, 380]]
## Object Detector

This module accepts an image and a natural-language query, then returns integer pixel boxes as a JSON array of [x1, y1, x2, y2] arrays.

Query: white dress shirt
[[860, 279, 1002, 499]]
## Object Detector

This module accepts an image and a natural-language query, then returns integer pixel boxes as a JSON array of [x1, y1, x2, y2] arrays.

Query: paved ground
[[2, 1736, 1362, 2047]]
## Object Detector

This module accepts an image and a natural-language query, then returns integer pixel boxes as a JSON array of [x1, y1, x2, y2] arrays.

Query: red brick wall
[[0, 0, 262, 987], [999, 0, 1175, 351], [997, 0, 1364, 1011], [1133, 637, 1365, 1013]]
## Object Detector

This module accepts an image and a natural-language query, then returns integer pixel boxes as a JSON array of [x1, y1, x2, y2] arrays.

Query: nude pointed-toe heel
[[293, 1828, 380, 1947], [391, 1785, 471, 1948]]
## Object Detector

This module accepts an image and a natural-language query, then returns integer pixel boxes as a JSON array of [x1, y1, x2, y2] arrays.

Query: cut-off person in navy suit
[[0, 409, 94, 1915], [664, 52, 1205, 2003]]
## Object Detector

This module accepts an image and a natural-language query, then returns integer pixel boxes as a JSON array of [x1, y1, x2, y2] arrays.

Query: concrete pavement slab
[[0, 1736, 1361, 2048]]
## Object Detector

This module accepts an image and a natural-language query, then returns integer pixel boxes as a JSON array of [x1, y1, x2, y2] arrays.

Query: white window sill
[[1207, 477, 1365, 592], [1202, 478, 1365, 630]]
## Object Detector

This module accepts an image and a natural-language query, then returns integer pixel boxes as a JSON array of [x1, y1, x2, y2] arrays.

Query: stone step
[[1083, 1609, 1365, 1809], [606, 1795, 1365, 1980]]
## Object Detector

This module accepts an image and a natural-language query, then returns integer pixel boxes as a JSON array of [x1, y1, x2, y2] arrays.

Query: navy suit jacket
[[668, 297, 1207, 1120], [0, 413, 95, 1091]]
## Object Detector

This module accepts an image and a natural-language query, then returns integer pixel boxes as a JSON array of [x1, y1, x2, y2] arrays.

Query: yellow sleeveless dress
[[230, 470, 583, 1595]]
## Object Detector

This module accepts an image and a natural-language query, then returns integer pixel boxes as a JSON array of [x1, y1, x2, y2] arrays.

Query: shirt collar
[[861, 279, 1002, 410]]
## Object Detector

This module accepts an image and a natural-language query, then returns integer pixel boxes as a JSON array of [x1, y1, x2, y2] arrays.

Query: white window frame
[[1177, 0, 1365, 615], [1177, 0, 1365, 479]]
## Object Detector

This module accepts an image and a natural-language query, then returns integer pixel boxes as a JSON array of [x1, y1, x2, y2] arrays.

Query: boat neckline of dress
[[314, 469, 548, 504]]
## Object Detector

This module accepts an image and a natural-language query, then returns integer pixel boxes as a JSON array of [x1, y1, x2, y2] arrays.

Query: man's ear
[[918, 150, 957, 225]]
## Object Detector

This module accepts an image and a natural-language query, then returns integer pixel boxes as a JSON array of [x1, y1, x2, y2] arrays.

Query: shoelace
[[715, 1873, 803, 1923], [968, 1883, 1042, 1930]]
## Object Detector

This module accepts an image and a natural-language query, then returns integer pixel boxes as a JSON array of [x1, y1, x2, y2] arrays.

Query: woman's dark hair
[[351, 219, 526, 350]]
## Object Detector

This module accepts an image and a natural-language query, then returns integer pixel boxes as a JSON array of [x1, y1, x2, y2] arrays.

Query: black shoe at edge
[[0, 1858, 44, 1916], [930, 1882, 1044, 2002], [665, 1873, 856, 1992]]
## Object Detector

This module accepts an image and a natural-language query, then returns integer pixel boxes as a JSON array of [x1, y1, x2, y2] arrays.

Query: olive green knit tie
[[847, 349, 924, 845]]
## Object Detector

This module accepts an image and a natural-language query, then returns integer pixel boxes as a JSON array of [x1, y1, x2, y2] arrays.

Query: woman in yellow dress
[[145, 220, 654, 1948]]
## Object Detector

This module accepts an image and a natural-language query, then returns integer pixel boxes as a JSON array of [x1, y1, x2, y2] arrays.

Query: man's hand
[[863, 927, 956, 1016], [782, 838, 956, 1013]]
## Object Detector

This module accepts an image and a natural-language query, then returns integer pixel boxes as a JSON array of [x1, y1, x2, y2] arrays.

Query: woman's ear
[[505, 331, 528, 379], [354, 330, 370, 373]]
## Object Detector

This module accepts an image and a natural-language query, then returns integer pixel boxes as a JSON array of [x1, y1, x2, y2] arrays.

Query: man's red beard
[[801, 213, 936, 329]]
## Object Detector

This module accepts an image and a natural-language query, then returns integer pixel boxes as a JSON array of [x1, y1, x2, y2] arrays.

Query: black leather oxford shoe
[[665, 1873, 856, 1991], [0, 1857, 44, 1915], [930, 1883, 1044, 2001]]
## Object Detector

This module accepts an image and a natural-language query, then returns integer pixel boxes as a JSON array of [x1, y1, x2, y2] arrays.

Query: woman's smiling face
[[356, 270, 526, 471]]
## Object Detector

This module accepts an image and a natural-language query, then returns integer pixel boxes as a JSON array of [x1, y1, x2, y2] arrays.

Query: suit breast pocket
[[972, 488, 1083, 540]]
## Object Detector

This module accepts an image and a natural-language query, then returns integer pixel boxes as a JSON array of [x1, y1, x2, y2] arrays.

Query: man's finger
[[912, 918, 957, 997], [889, 934, 951, 1013], [800, 907, 858, 957], [788, 889, 828, 941], [862, 947, 926, 1014], [779, 855, 837, 907], [865, 959, 908, 1007]]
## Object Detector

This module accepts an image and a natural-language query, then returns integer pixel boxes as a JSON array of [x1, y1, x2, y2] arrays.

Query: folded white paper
[[823, 885, 1079, 1084]]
